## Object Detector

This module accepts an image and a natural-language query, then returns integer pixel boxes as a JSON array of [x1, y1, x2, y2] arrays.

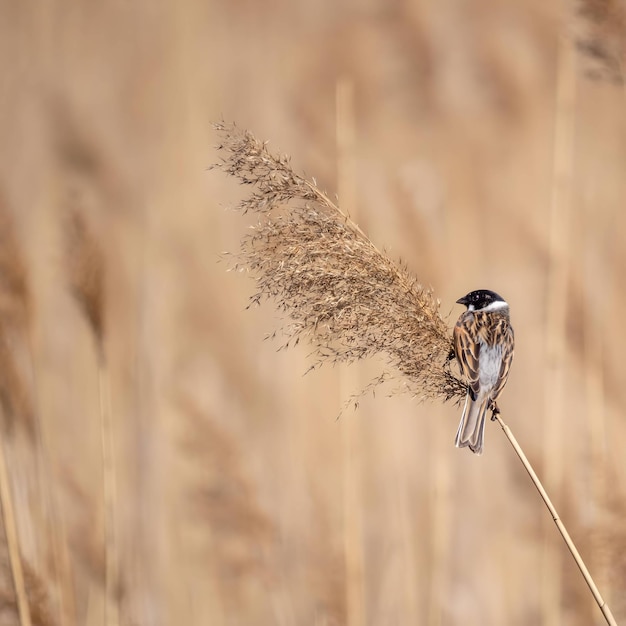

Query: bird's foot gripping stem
[[489, 400, 501, 421]]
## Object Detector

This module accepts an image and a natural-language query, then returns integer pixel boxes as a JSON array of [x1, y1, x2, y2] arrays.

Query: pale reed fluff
[[213, 123, 466, 405]]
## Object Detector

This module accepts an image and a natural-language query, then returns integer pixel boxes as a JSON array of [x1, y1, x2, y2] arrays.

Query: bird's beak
[[456, 295, 468, 306]]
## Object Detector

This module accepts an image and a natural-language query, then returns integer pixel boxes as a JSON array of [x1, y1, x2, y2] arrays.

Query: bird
[[452, 289, 514, 455]]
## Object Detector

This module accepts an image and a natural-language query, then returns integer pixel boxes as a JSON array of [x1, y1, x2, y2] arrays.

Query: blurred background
[[0, 0, 625, 624]]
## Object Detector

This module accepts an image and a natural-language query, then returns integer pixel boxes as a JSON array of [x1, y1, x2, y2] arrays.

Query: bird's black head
[[456, 289, 507, 312]]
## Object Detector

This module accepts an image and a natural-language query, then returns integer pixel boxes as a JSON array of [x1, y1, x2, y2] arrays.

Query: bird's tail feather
[[455, 394, 490, 455]]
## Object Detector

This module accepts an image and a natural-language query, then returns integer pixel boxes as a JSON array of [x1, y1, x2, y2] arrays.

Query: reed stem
[[0, 435, 31, 626], [98, 355, 119, 626], [494, 415, 617, 626], [337, 76, 366, 626]]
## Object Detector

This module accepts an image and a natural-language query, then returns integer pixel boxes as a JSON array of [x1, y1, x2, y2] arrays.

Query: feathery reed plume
[[63, 205, 118, 626], [213, 122, 465, 405]]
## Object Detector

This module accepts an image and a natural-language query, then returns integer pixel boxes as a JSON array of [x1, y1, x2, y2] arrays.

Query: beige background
[[0, 1, 624, 625]]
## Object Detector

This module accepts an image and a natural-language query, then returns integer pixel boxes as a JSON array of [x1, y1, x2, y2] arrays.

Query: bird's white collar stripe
[[482, 300, 509, 312]]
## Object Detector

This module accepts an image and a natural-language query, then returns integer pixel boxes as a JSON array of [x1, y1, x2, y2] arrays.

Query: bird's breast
[[478, 342, 503, 389]]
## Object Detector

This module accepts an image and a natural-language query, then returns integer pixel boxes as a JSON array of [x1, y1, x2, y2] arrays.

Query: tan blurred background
[[0, 1, 625, 625]]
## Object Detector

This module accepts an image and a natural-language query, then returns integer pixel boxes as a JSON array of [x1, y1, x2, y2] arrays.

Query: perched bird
[[453, 289, 514, 455]]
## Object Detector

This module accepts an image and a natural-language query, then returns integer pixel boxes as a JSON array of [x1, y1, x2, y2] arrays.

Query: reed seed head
[[214, 123, 466, 404]]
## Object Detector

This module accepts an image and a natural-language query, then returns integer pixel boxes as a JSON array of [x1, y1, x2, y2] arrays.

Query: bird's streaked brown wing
[[453, 315, 481, 401], [491, 321, 514, 401]]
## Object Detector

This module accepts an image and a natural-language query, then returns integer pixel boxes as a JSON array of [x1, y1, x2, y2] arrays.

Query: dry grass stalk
[[0, 198, 72, 624], [428, 407, 452, 626], [0, 200, 38, 626], [213, 122, 466, 405], [598, 479, 626, 619], [63, 206, 118, 626], [61, 470, 105, 584], [542, 25, 577, 626], [542, 22, 579, 625], [584, 296, 609, 604], [495, 416, 617, 626], [97, 362, 119, 626], [0, 422, 31, 626], [335, 77, 365, 626]]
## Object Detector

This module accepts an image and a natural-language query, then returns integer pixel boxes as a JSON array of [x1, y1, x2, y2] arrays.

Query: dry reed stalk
[[574, 0, 626, 603], [0, 434, 31, 626], [0, 197, 75, 625], [428, 405, 452, 626], [413, 183, 452, 626], [336, 77, 366, 626], [542, 24, 576, 626], [60, 470, 105, 587], [0, 203, 35, 626], [599, 476, 626, 620], [583, 268, 610, 607], [395, 473, 420, 624], [574, 23, 626, 610], [215, 123, 618, 624], [64, 207, 119, 626], [494, 416, 617, 626], [97, 362, 118, 626]]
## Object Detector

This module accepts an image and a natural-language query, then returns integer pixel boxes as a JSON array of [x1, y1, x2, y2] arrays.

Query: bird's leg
[[489, 400, 500, 421]]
